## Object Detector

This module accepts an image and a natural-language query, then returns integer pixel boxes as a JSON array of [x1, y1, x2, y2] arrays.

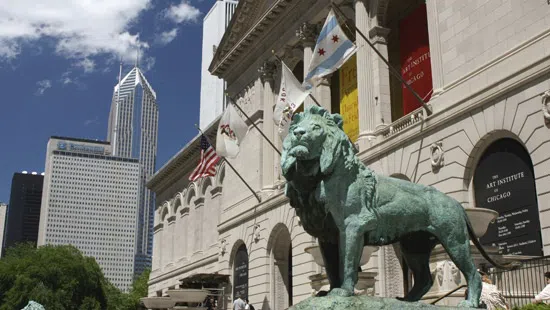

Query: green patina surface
[[280, 105, 492, 308], [288, 295, 477, 310]]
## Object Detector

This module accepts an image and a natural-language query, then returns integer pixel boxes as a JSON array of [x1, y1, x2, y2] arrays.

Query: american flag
[[189, 135, 221, 181]]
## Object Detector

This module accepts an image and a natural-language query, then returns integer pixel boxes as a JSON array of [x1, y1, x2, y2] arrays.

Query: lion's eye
[[313, 124, 321, 130]]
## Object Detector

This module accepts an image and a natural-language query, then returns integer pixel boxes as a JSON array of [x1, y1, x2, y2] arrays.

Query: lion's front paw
[[328, 288, 353, 297], [458, 299, 478, 308]]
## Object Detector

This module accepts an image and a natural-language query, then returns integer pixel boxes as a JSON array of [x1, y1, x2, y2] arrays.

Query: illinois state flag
[[303, 9, 356, 89], [216, 103, 249, 158], [273, 61, 309, 140]]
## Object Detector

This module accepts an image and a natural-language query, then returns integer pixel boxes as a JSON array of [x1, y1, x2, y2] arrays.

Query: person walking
[[245, 299, 255, 310], [534, 271, 550, 304], [478, 271, 509, 310], [233, 295, 246, 310]]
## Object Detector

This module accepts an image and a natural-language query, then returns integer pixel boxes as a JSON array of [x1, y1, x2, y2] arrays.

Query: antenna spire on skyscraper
[[135, 46, 140, 68]]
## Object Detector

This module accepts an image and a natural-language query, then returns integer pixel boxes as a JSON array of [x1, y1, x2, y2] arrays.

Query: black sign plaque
[[474, 138, 542, 256], [233, 244, 249, 299]]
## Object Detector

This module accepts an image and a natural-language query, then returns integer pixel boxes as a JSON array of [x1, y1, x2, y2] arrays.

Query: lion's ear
[[292, 112, 303, 124], [320, 132, 342, 175], [332, 114, 344, 129]]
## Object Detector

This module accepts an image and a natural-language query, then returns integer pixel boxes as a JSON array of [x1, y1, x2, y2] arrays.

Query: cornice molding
[[218, 190, 288, 233], [148, 253, 219, 286]]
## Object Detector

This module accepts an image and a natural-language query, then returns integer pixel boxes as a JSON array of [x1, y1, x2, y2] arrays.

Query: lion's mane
[[281, 106, 376, 243]]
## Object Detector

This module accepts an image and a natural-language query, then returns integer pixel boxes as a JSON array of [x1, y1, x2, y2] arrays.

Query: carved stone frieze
[[296, 22, 319, 47], [220, 239, 227, 256], [236, 82, 256, 112], [430, 141, 444, 171], [259, 61, 277, 83], [253, 224, 261, 243], [542, 90, 550, 123], [434, 260, 462, 289]]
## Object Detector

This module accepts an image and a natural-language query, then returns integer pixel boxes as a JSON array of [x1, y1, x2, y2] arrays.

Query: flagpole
[[194, 124, 262, 203], [270, 51, 323, 108], [226, 94, 282, 156], [330, 2, 433, 116]]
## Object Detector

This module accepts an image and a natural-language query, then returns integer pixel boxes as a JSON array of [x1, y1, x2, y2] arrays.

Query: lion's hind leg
[[400, 231, 438, 302], [439, 230, 481, 308]]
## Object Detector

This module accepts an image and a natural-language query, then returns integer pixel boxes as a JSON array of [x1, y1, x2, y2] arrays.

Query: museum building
[[146, 0, 550, 308]]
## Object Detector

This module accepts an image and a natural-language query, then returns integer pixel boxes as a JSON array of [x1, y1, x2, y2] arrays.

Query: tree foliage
[[0, 243, 151, 310], [0, 243, 107, 310]]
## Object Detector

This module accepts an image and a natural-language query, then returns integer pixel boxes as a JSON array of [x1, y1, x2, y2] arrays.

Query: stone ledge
[[288, 295, 477, 310]]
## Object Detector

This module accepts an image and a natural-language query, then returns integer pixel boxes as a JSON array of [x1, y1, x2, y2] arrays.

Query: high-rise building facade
[[2, 172, 44, 255], [107, 64, 158, 276], [0, 203, 7, 257], [37, 136, 140, 291], [199, 0, 238, 128]]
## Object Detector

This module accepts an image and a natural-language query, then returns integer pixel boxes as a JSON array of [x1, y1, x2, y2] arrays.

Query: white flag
[[273, 61, 310, 140], [216, 104, 249, 158], [303, 9, 356, 89]]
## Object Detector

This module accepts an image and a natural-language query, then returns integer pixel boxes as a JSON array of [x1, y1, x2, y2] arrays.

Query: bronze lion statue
[[281, 105, 515, 307]]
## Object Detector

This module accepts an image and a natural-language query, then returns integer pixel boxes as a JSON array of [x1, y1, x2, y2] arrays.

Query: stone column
[[425, 0, 444, 98], [316, 75, 332, 112], [259, 61, 277, 191], [296, 22, 318, 107], [369, 26, 392, 130], [355, 0, 376, 149]]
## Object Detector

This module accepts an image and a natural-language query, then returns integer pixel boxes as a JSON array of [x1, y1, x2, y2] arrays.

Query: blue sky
[[0, 0, 216, 203]]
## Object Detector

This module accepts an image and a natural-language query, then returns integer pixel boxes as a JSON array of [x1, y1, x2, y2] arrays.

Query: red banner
[[399, 3, 433, 115]]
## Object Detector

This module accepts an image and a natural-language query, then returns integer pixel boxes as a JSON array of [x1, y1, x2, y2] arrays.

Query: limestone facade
[[147, 0, 550, 308]]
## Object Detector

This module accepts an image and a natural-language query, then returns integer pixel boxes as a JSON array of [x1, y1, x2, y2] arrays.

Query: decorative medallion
[[430, 141, 444, 171]]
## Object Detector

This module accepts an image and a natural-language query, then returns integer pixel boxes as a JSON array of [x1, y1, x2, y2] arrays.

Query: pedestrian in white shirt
[[534, 272, 550, 304], [233, 296, 246, 310]]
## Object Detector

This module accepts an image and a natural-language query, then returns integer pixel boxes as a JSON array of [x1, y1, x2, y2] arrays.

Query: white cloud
[[165, 1, 201, 24], [159, 28, 178, 45], [35, 79, 52, 96], [84, 116, 99, 126], [142, 56, 156, 72], [76, 58, 95, 73], [0, 0, 152, 65]]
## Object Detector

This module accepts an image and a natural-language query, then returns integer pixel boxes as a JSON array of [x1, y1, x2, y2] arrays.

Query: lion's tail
[[462, 205, 522, 270]]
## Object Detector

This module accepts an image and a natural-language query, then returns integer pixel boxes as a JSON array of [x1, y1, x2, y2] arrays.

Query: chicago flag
[[273, 61, 310, 140], [303, 9, 356, 89], [216, 103, 249, 158]]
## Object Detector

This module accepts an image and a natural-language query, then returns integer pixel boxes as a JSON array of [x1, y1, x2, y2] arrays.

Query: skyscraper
[[199, 0, 238, 128], [2, 172, 43, 255], [37, 137, 140, 291], [107, 63, 158, 276], [0, 203, 7, 257]]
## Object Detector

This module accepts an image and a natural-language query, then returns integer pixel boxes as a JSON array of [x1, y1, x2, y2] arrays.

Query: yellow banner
[[339, 54, 359, 142]]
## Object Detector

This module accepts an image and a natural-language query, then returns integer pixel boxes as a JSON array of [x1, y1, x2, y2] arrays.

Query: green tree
[[125, 268, 151, 310], [0, 243, 110, 310]]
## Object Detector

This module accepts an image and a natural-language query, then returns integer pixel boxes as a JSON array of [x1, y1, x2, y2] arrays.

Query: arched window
[[269, 225, 293, 308], [473, 138, 542, 256], [233, 244, 249, 300]]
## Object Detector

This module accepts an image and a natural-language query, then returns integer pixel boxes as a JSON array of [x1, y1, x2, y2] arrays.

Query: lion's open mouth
[[289, 145, 309, 158]]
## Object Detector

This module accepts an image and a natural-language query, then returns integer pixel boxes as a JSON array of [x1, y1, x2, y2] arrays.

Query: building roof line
[[50, 136, 110, 145]]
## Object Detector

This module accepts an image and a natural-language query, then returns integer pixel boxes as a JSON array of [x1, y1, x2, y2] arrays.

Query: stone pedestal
[[288, 295, 477, 310], [308, 271, 377, 296], [422, 244, 504, 307]]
